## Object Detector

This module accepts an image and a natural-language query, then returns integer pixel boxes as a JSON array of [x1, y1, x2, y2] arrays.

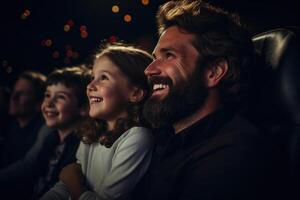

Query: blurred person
[[0, 71, 47, 199], [0, 71, 46, 167], [41, 44, 154, 200], [142, 1, 281, 200]]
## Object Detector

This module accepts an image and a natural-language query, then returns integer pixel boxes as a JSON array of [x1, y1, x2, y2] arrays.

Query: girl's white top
[[41, 126, 154, 200]]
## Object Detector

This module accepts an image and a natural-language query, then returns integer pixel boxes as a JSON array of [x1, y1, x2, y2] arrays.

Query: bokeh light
[[141, 0, 150, 6], [80, 25, 87, 32], [45, 39, 52, 47], [124, 14, 132, 23], [112, 5, 120, 13], [80, 31, 88, 38], [20, 9, 31, 20], [24, 9, 31, 17], [64, 24, 71, 32]]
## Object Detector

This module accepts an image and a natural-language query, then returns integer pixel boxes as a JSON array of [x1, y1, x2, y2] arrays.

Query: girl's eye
[[91, 76, 95, 81], [100, 74, 109, 80]]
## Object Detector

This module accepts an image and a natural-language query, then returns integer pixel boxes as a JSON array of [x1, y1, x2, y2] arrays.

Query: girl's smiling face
[[87, 56, 135, 125]]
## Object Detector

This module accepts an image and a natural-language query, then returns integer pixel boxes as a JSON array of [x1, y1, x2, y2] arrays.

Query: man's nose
[[144, 59, 162, 77]]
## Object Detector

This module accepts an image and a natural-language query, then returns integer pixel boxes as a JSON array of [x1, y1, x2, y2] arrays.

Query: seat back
[[250, 27, 300, 193]]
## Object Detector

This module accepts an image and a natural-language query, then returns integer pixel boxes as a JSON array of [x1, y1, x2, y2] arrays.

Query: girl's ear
[[204, 58, 228, 88], [130, 87, 145, 103]]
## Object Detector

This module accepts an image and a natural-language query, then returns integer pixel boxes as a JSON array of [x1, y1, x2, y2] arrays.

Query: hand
[[59, 163, 86, 200]]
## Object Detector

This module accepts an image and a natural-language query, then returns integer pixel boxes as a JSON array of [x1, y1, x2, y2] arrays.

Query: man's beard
[[143, 70, 208, 129]]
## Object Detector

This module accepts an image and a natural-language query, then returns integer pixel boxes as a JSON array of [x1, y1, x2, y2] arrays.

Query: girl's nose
[[87, 81, 96, 92]]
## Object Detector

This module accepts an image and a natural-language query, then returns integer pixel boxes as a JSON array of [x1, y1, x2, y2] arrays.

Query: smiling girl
[[41, 44, 154, 200]]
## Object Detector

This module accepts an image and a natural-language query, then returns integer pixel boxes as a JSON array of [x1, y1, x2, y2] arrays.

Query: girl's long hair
[[78, 44, 153, 148]]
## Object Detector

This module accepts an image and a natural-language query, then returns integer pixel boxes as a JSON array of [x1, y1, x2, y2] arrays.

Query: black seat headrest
[[252, 27, 300, 125]]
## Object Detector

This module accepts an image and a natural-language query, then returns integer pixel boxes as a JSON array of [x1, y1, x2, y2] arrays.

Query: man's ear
[[130, 87, 145, 103], [204, 59, 228, 88]]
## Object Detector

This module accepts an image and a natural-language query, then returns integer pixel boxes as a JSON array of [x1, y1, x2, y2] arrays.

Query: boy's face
[[41, 83, 82, 130]]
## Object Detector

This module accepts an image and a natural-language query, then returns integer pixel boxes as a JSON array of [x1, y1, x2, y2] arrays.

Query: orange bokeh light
[[124, 14, 132, 23], [141, 0, 150, 6], [81, 31, 88, 38], [112, 5, 120, 13], [64, 24, 71, 32]]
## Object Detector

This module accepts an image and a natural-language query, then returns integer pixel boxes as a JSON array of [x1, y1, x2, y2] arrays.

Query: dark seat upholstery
[[250, 27, 300, 196]]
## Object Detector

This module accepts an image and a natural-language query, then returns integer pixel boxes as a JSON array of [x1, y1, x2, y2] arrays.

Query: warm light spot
[[64, 24, 70, 32], [141, 0, 149, 6], [80, 31, 88, 38], [52, 51, 60, 59], [124, 14, 132, 23], [24, 9, 31, 16], [80, 25, 87, 32], [112, 5, 120, 13], [21, 9, 31, 20], [45, 39, 52, 47]]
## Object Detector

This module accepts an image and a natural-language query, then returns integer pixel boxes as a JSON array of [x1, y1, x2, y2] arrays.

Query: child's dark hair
[[46, 65, 91, 108], [78, 44, 153, 147]]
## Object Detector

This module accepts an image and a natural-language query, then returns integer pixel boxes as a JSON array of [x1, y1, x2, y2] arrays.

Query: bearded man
[[142, 1, 282, 200]]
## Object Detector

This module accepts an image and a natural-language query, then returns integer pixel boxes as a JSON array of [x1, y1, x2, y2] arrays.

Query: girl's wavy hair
[[78, 43, 153, 147], [157, 0, 256, 110]]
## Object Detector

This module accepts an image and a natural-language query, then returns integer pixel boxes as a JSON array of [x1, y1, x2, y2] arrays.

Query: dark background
[[0, 0, 299, 88]]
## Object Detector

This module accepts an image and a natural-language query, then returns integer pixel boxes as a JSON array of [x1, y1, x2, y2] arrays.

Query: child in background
[[32, 66, 91, 199], [42, 44, 154, 200]]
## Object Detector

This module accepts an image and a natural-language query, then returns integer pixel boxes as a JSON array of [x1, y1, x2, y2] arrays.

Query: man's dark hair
[[157, 0, 255, 108], [19, 71, 47, 103], [46, 65, 91, 108]]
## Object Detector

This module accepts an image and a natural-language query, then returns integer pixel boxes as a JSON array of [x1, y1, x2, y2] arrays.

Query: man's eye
[[166, 52, 175, 59]]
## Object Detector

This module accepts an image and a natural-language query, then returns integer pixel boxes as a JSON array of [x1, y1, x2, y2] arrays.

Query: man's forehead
[[154, 26, 196, 53]]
